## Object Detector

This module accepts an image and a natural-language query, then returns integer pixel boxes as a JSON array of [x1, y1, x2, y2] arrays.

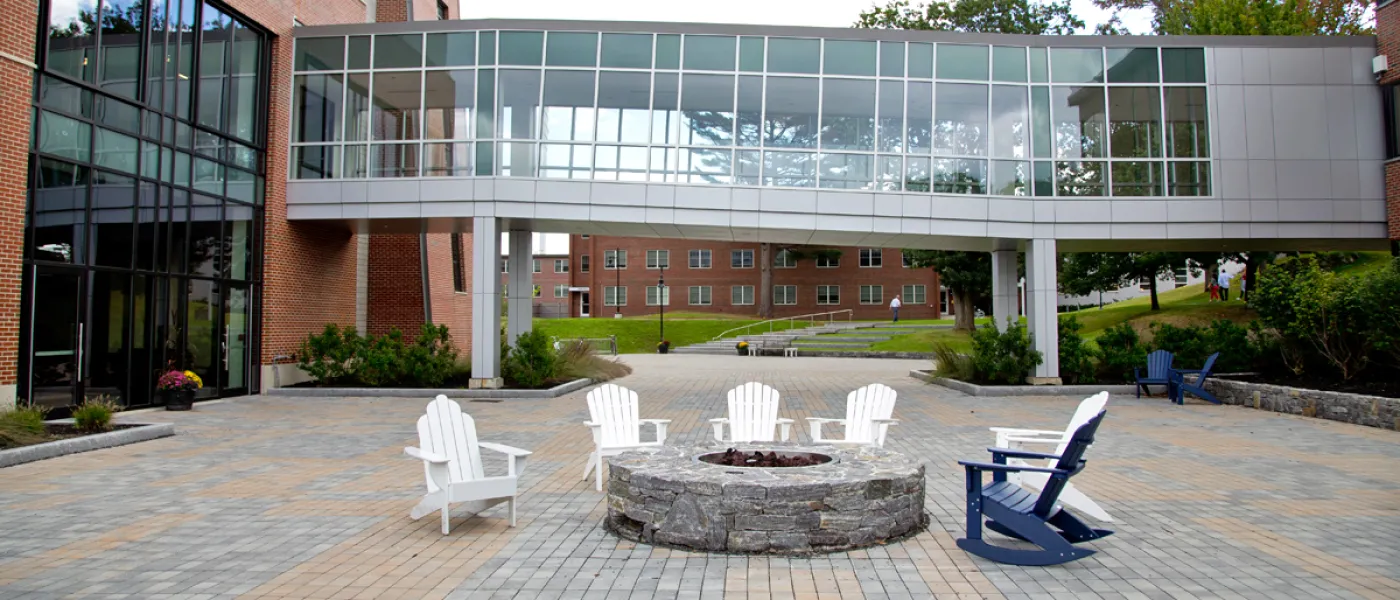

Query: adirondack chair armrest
[[986, 447, 1063, 461], [999, 434, 1066, 446], [479, 442, 532, 477], [870, 418, 898, 425], [958, 460, 1069, 475], [709, 418, 729, 442], [1174, 368, 1205, 375], [404, 446, 450, 464], [776, 418, 794, 442], [989, 427, 1063, 436], [640, 419, 671, 444], [806, 418, 845, 442], [805, 418, 845, 423]]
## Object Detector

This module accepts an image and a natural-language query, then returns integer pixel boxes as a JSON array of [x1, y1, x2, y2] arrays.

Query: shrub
[[0, 404, 48, 449], [1058, 316, 1097, 385], [1096, 322, 1146, 383], [504, 330, 559, 388], [355, 329, 408, 387], [1147, 323, 1210, 367], [969, 324, 1043, 385], [297, 324, 365, 384], [296, 324, 464, 387], [1368, 258, 1400, 370], [557, 340, 632, 382], [1252, 256, 1376, 380], [72, 396, 120, 433], [930, 342, 973, 381], [403, 324, 459, 388]]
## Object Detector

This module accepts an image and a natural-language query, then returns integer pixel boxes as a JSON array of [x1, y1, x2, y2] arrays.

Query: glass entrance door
[[221, 286, 249, 395], [28, 267, 84, 411], [580, 292, 590, 317]]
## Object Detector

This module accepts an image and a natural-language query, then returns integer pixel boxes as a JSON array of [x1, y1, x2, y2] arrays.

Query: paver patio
[[1, 354, 1398, 600]]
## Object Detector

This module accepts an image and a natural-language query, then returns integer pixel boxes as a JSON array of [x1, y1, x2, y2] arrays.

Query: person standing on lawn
[[889, 295, 902, 322], [1217, 267, 1231, 302]]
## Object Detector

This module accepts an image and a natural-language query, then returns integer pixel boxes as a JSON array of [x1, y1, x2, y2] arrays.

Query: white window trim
[[816, 257, 840, 269], [774, 285, 797, 306], [604, 286, 627, 306], [731, 249, 755, 269], [774, 250, 797, 269], [859, 249, 883, 268], [689, 285, 712, 306], [731, 285, 755, 306], [860, 285, 884, 305], [646, 249, 670, 270], [604, 250, 627, 270], [646, 285, 671, 306], [816, 285, 840, 305], [689, 249, 712, 269], [902, 284, 927, 305], [554, 259, 569, 273]]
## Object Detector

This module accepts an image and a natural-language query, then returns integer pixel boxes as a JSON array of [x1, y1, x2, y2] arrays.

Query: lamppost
[[614, 247, 621, 318], [658, 263, 666, 344]]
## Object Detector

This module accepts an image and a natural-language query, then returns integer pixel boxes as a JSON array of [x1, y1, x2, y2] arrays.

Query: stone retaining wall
[[1206, 378, 1400, 430]]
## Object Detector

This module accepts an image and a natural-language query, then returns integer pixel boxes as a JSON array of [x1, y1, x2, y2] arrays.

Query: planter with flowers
[[657, 340, 671, 354], [157, 370, 203, 411], [736, 341, 750, 356]]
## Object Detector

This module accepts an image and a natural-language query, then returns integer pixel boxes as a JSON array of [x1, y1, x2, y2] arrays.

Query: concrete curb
[[908, 370, 1136, 397], [264, 378, 595, 399], [785, 351, 933, 359], [0, 423, 176, 469]]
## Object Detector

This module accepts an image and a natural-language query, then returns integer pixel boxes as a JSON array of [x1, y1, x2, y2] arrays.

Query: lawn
[[534, 316, 806, 354]]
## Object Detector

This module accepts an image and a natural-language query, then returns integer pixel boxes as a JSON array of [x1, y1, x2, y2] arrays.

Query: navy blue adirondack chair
[[1133, 350, 1174, 398], [1169, 352, 1220, 405], [956, 411, 1112, 566]]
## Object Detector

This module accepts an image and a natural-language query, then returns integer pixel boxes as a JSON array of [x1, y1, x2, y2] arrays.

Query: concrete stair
[[670, 322, 953, 356]]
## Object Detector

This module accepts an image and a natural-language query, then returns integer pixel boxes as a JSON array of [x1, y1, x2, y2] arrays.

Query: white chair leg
[[508, 498, 517, 527], [594, 454, 604, 492], [440, 504, 451, 535], [583, 452, 596, 480]]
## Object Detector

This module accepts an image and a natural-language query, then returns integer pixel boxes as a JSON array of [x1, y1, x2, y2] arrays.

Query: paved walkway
[[1, 354, 1398, 600]]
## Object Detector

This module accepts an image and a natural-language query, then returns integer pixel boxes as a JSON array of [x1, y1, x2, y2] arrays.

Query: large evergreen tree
[[1092, 0, 1373, 35]]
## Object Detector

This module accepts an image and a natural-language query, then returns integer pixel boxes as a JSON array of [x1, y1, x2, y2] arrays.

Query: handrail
[[711, 309, 854, 342]]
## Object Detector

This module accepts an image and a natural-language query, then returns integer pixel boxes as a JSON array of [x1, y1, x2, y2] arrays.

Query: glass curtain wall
[[291, 31, 1209, 198], [26, 0, 267, 411]]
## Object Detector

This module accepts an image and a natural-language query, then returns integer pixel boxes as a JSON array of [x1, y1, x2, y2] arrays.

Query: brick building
[[566, 236, 946, 320], [1379, 0, 1400, 246], [498, 252, 572, 318]]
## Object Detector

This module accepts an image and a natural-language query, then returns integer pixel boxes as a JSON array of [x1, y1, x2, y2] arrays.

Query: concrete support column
[[470, 217, 503, 388], [1024, 238, 1060, 383], [355, 234, 369, 332], [506, 230, 533, 346], [991, 248, 1019, 332]]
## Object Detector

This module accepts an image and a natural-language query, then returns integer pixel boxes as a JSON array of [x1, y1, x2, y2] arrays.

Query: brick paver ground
[[1, 354, 1398, 600]]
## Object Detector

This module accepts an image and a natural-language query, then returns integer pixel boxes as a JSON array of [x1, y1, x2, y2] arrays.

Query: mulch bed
[[0, 423, 143, 451]]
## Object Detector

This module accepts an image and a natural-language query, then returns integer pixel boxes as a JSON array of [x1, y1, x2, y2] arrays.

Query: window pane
[[193, 157, 223, 194], [1109, 87, 1162, 158], [540, 143, 592, 178], [906, 156, 930, 191], [739, 37, 764, 72], [818, 153, 872, 189], [908, 42, 933, 78], [935, 83, 988, 156], [1165, 88, 1209, 158], [1168, 161, 1210, 196], [679, 148, 731, 184], [1162, 48, 1206, 83], [685, 35, 735, 71], [937, 44, 988, 80], [345, 72, 371, 141], [89, 171, 134, 268], [821, 79, 875, 151], [498, 69, 541, 143], [198, 7, 230, 130], [680, 74, 735, 145], [424, 69, 474, 140], [1055, 160, 1106, 196], [40, 76, 92, 118], [934, 158, 986, 194], [228, 19, 261, 142], [652, 73, 679, 145], [1029, 47, 1049, 82], [32, 158, 88, 263], [735, 150, 760, 184], [880, 41, 904, 77], [542, 70, 596, 142], [878, 81, 903, 152], [877, 155, 902, 190], [348, 36, 371, 69], [655, 34, 680, 69], [95, 128, 138, 173], [991, 86, 1028, 159], [596, 72, 650, 144], [38, 111, 92, 162], [764, 77, 819, 148], [294, 73, 345, 143], [1106, 48, 1158, 83], [546, 32, 597, 67], [824, 40, 875, 76], [48, 0, 97, 82], [601, 33, 651, 68], [1051, 48, 1104, 83], [375, 33, 422, 68], [499, 31, 543, 66], [371, 143, 419, 177], [990, 160, 1029, 196], [372, 72, 422, 141], [906, 81, 932, 154], [424, 142, 473, 176], [227, 168, 254, 203], [1111, 161, 1162, 196], [736, 76, 763, 147], [768, 38, 819, 74], [476, 32, 494, 65], [1033, 160, 1053, 196], [992, 46, 1027, 82], [98, 0, 142, 98], [344, 145, 367, 177], [764, 151, 816, 187], [426, 32, 475, 67], [1052, 86, 1107, 158], [1031, 86, 1050, 158]]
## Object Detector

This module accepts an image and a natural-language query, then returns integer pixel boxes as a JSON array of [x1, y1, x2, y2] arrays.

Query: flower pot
[[163, 389, 195, 411], [657, 345, 670, 354], [737, 347, 748, 356]]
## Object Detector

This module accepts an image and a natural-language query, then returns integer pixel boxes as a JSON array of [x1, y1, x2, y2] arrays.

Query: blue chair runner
[[1169, 352, 1220, 405], [1134, 350, 1173, 398], [957, 411, 1112, 566]]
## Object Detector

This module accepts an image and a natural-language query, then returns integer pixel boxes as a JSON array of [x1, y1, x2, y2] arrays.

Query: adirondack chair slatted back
[[844, 384, 897, 444], [587, 384, 641, 447], [1146, 350, 1173, 379], [1055, 392, 1109, 456], [1033, 411, 1106, 518], [417, 396, 485, 490], [727, 382, 782, 442], [1198, 353, 1219, 383]]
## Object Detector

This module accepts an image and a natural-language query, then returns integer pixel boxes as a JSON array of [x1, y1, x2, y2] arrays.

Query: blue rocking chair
[[1169, 352, 1220, 405], [1134, 350, 1173, 398], [957, 411, 1112, 566]]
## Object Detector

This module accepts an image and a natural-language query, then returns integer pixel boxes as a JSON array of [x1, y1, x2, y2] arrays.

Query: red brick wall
[[376, 0, 455, 23], [366, 234, 426, 336], [1389, 162, 1400, 241], [572, 236, 944, 320], [425, 232, 472, 346], [1382, 1, 1400, 240], [501, 254, 572, 317], [0, 0, 38, 390]]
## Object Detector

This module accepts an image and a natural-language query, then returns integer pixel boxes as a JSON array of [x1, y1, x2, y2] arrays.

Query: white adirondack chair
[[807, 383, 899, 447], [582, 384, 671, 492], [990, 391, 1114, 522], [404, 395, 532, 534], [711, 382, 794, 443]]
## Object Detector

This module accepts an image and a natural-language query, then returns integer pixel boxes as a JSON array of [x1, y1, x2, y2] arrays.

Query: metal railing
[[710, 309, 854, 342], [552, 335, 619, 356]]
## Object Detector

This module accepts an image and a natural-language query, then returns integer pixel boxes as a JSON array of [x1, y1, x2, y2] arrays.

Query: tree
[[1092, 0, 1373, 35], [1059, 252, 1135, 308], [758, 246, 842, 318], [857, 0, 1085, 34], [904, 251, 990, 331]]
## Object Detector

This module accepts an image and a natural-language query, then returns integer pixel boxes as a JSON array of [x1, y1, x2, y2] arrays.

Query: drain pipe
[[420, 232, 433, 323], [271, 354, 291, 388]]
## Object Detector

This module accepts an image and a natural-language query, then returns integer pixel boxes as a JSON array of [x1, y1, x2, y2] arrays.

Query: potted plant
[[657, 340, 671, 354], [157, 370, 203, 411], [736, 341, 749, 356]]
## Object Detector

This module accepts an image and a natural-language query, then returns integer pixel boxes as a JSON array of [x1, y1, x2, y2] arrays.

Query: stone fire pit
[[604, 444, 926, 554]]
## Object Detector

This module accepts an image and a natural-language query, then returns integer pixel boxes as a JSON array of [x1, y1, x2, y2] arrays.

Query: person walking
[[1217, 268, 1231, 302], [889, 295, 902, 323]]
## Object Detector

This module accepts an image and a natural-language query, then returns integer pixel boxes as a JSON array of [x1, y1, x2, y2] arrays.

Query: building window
[[817, 285, 840, 305], [860, 285, 884, 305], [816, 255, 840, 268], [774, 249, 797, 268], [646, 286, 671, 306], [554, 258, 569, 273], [533, 259, 541, 273], [580, 255, 590, 273], [731, 249, 754, 269], [774, 285, 797, 306], [501, 258, 508, 273], [436, 0, 449, 19], [732, 285, 755, 305], [646, 250, 670, 269], [1174, 265, 1188, 287], [554, 284, 568, 298], [901, 252, 913, 268], [604, 286, 627, 306], [859, 249, 883, 268], [451, 233, 465, 292], [689, 286, 712, 305], [689, 249, 712, 269], [1139, 277, 1152, 291], [940, 287, 951, 314], [604, 250, 627, 269], [581, 234, 590, 239], [902, 284, 927, 304]]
